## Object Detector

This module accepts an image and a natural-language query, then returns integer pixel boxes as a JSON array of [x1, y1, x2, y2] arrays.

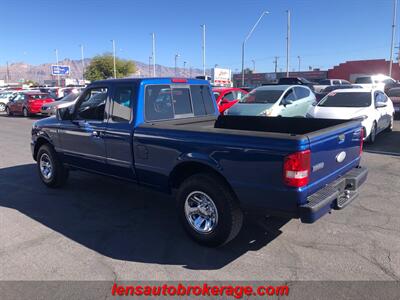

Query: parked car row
[[1, 87, 83, 117], [220, 83, 394, 144]]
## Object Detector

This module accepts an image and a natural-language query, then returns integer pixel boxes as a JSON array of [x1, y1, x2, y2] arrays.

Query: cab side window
[[76, 87, 108, 121], [111, 86, 134, 123]]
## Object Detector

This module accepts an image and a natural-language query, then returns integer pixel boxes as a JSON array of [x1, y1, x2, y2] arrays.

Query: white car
[[307, 89, 394, 143], [354, 74, 396, 91], [226, 85, 316, 117], [0, 91, 18, 112]]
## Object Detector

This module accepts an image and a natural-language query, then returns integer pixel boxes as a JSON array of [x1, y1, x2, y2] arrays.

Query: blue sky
[[0, 0, 397, 72]]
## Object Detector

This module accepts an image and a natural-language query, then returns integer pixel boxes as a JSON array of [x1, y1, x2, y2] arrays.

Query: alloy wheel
[[184, 191, 219, 234]]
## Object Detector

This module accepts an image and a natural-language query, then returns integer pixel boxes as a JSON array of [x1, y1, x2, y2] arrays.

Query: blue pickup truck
[[31, 78, 368, 246]]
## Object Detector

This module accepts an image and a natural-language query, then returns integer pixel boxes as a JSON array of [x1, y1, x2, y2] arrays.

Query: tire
[[0, 103, 5, 112], [368, 122, 377, 144], [37, 144, 69, 188], [5, 106, 12, 116], [177, 173, 243, 247], [385, 114, 394, 132], [23, 107, 29, 117]]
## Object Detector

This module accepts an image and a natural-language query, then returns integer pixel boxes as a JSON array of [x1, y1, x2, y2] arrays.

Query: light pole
[[390, 0, 397, 77], [241, 11, 269, 86], [174, 53, 180, 76], [151, 33, 156, 77], [55, 49, 60, 86], [273, 56, 279, 75], [183, 61, 187, 76], [297, 56, 301, 72], [111, 40, 117, 78], [286, 10, 291, 77], [80, 44, 85, 82], [252, 59, 256, 72], [201, 24, 206, 76]]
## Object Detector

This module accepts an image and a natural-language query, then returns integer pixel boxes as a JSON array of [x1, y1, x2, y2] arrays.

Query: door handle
[[92, 131, 102, 138]]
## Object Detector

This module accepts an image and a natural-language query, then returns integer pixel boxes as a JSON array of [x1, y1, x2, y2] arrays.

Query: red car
[[6, 92, 54, 117], [212, 87, 248, 114]]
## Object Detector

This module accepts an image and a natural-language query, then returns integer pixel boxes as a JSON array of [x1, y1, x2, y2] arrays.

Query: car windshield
[[355, 77, 372, 84], [318, 92, 371, 107], [0, 93, 12, 99], [28, 94, 50, 99], [239, 89, 284, 104], [59, 92, 80, 102]]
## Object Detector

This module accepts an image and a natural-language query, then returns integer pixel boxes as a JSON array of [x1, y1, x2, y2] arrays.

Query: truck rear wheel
[[177, 173, 243, 247], [37, 144, 69, 188]]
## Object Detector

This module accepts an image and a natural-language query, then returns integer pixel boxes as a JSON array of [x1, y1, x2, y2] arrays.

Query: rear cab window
[[145, 84, 215, 121]]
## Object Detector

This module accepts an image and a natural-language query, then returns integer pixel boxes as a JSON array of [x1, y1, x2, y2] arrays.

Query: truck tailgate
[[306, 122, 363, 194]]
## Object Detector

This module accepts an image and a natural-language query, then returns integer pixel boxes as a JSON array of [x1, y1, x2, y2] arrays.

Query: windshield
[[318, 92, 371, 107], [0, 93, 12, 99], [355, 77, 372, 84], [59, 92, 80, 102], [239, 89, 284, 104], [28, 94, 51, 99]]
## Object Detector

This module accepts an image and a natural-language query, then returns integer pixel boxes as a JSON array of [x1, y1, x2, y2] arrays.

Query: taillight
[[283, 150, 311, 188], [360, 128, 364, 155]]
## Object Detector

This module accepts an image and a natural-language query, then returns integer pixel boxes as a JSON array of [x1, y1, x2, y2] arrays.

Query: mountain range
[[0, 58, 208, 83]]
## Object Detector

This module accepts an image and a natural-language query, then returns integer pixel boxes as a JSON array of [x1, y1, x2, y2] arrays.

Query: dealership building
[[233, 59, 400, 87]]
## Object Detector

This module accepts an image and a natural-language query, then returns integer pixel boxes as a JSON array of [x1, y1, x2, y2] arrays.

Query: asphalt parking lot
[[0, 114, 399, 281]]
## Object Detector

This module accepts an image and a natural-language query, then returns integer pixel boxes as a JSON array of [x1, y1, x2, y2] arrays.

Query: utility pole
[[273, 56, 279, 74], [201, 24, 206, 76], [396, 41, 400, 65], [286, 10, 291, 77], [390, 0, 397, 77], [174, 53, 180, 76], [148, 56, 152, 77], [297, 55, 301, 72], [80, 44, 85, 82], [6, 61, 10, 84], [55, 49, 60, 86], [151, 33, 156, 77], [252, 59, 256, 72], [241, 11, 269, 86], [111, 40, 117, 78]]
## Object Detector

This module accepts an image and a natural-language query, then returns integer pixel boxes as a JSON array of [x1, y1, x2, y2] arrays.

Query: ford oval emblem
[[336, 151, 346, 163]]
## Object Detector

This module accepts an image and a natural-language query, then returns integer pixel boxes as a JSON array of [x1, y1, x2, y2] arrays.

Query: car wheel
[[0, 103, 5, 112], [385, 114, 394, 132], [23, 107, 29, 117], [177, 173, 243, 247], [37, 144, 69, 188], [368, 122, 377, 144], [6, 106, 13, 116]]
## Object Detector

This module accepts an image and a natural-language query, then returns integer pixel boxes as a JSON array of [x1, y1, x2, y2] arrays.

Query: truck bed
[[143, 115, 359, 140]]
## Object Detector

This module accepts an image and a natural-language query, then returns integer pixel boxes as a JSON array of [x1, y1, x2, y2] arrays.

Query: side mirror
[[282, 99, 293, 106], [376, 102, 387, 108], [57, 106, 73, 121]]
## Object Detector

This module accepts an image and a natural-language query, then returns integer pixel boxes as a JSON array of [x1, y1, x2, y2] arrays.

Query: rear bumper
[[299, 166, 368, 223], [28, 106, 42, 114]]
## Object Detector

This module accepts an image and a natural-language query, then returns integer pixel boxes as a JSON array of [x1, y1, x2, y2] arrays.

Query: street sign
[[51, 65, 70, 76]]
